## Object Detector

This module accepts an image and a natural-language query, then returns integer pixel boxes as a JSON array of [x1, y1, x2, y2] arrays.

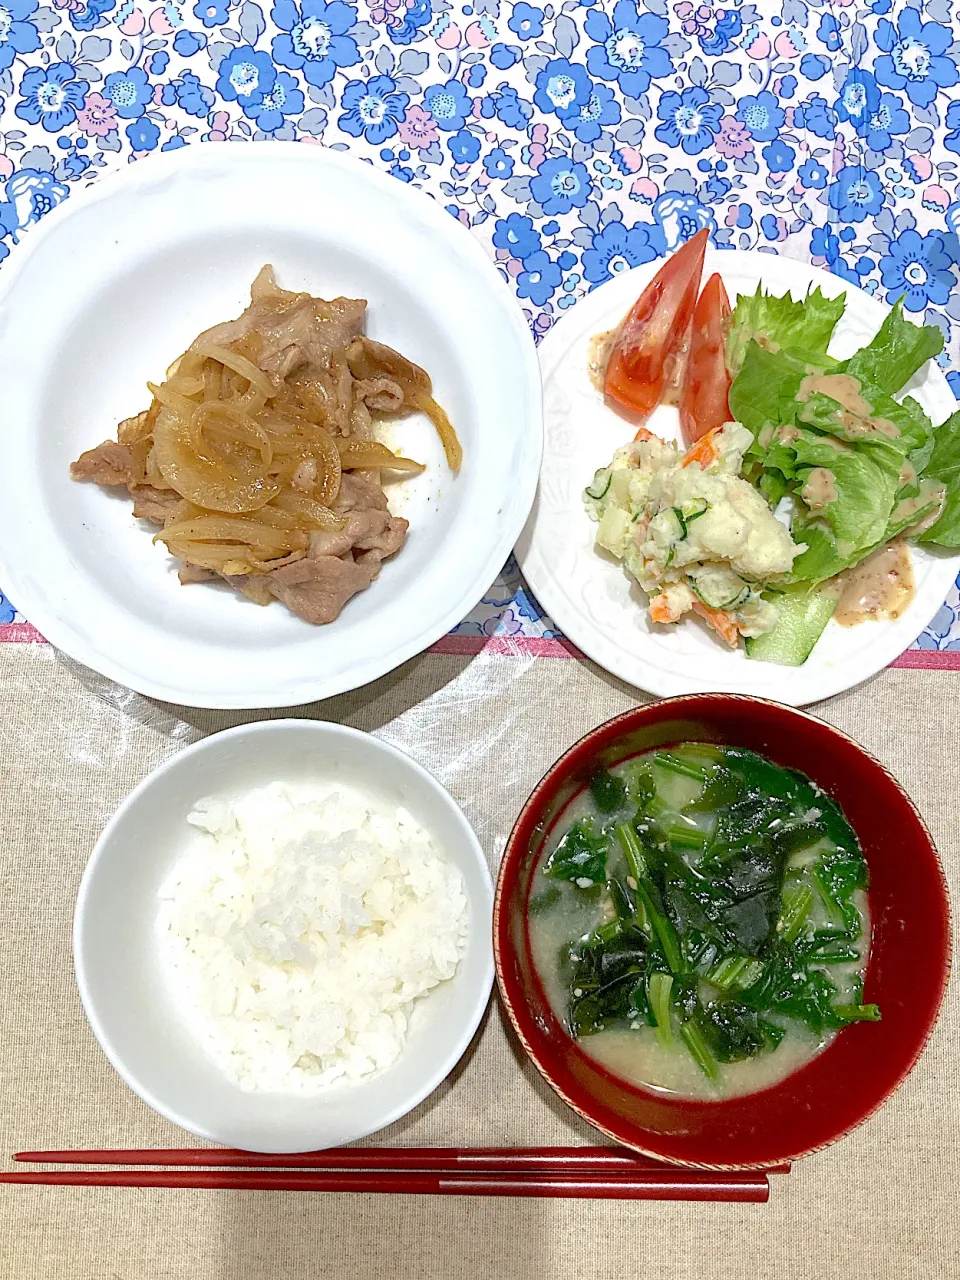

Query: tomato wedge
[[679, 271, 732, 446], [603, 227, 709, 420]]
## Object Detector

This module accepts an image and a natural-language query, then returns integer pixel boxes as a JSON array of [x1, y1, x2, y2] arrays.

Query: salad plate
[[517, 250, 960, 707]]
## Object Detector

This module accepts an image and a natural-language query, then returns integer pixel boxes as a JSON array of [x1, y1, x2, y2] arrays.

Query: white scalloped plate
[[0, 144, 542, 709], [517, 250, 960, 706]]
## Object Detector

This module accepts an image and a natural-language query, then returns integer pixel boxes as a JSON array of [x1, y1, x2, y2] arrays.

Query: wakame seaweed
[[539, 746, 877, 1079]]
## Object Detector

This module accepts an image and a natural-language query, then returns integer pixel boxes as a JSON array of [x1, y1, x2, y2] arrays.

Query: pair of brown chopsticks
[[5, 1147, 786, 1202]]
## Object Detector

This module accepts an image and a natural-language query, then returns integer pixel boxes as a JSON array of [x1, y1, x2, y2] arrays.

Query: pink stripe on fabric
[[3, 624, 959, 669], [0, 623, 45, 644], [428, 634, 584, 658], [890, 649, 960, 669]]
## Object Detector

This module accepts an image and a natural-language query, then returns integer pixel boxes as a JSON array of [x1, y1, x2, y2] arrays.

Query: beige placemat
[[0, 645, 956, 1280]]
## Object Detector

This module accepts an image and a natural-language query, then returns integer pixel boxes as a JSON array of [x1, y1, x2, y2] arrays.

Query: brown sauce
[[797, 372, 899, 439], [798, 372, 873, 417], [661, 338, 690, 407], [834, 541, 914, 626], [800, 467, 838, 510], [891, 479, 947, 535], [587, 329, 615, 392]]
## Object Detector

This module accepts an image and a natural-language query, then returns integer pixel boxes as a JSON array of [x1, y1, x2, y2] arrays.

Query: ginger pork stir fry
[[71, 266, 461, 625]]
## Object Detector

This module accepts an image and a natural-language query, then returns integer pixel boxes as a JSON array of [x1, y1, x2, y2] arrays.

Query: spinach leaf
[[567, 924, 651, 1036], [545, 819, 608, 886], [698, 1000, 783, 1062], [589, 768, 627, 815]]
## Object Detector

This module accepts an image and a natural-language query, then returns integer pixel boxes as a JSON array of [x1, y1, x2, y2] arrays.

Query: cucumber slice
[[745, 587, 837, 665], [680, 498, 708, 524], [585, 467, 612, 501], [659, 508, 685, 542], [689, 564, 750, 610]]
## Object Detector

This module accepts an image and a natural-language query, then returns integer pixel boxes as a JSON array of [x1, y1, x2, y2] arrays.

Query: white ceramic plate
[[0, 143, 542, 708], [517, 250, 960, 706], [74, 719, 494, 1153]]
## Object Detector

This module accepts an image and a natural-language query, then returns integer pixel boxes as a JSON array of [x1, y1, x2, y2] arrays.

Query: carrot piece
[[692, 600, 740, 647], [633, 426, 656, 443], [681, 426, 721, 469], [649, 594, 675, 624]]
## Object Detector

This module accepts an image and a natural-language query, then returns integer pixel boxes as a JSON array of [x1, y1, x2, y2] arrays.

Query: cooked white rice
[[157, 780, 468, 1094]]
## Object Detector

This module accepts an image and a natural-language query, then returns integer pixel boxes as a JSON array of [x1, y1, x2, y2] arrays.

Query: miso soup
[[528, 744, 878, 1100]]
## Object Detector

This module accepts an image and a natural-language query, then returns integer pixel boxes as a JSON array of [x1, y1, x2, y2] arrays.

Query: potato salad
[[584, 423, 805, 647]]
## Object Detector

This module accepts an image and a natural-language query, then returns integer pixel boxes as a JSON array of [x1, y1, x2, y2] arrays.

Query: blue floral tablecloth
[[1, 0, 959, 653]]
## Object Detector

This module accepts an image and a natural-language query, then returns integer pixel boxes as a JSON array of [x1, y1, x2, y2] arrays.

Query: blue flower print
[[423, 78, 470, 132], [194, 0, 227, 24], [581, 219, 663, 286], [799, 53, 829, 81], [69, 0, 115, 32], [794, 93, 835, 140], [530, 156, 591, 216], [2, 168, 68, 237], [0, 591, 15, 625], [338, 75, 408, 142], [0, 0, 40, 73], [175, 70, 215, 117], [874, 8, 958, 110], [828, 165, 884, 224], [700, 8, 741, 57], [447, 128, 480, 164], [490, 43, 519, 70], [508, 1, 543, 40], [651, 191, 714, 251], [126, 116, 160, 151], [946, 101, 960, 155], [763, 138, 795, 173], [15, 63, 88, 132], [492, 211, 540, 260], [704, 173, 730, 199], [834, 69, 909, 152], [918, 601, 956, 649], [149, 51, 169, 76], [103, 66, 154, 119], [863, 93, 909, 153], [534, 57, 592, 118], [810, 224, 859, 282], [59, 152, 91, 177], [559, 84, 620, 144], [798, 158, 827, 189], [494, 84, 532, 130], [654, 86, 721, 156], [817, 13, 841, 53], [244, 69, 303, 131], [483, 147, 514, 179], [879, 229, 959, 311], [516, 250, 562, 305], [173, 28, 206, 54], [0, 193, 21, 255], [385, 0, 430, 45], [834, 68, 879, 133], [585, 1, 673, 100], [735, 91, 784, 143], [216, 44, 276, 108], [272, 0, 359, 90]]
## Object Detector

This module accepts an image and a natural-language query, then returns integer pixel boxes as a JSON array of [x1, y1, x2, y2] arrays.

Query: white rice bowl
[[158, 781, 469, 1095]]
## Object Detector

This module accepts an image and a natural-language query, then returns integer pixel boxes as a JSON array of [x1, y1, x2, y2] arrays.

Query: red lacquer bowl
[[494, 695, 951, 1169]]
